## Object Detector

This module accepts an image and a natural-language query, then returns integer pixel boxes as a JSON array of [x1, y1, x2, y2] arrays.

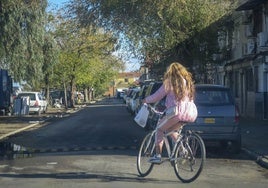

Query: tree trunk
[[63, 81, 68, 109], [84, 88, 89, 102], [70, 77, 76, 108]]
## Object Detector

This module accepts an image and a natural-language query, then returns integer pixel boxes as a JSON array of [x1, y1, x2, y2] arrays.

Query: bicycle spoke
[[173, 133, 206, 183]]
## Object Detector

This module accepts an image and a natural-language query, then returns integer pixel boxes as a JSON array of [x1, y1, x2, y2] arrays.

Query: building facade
[[221, 0, 268, 119], [105, 72, 141, 97], [139, 0, 268, 120]]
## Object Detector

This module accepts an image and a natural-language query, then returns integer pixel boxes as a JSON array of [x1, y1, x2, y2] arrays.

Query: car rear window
[[18, 93, 36, 100], [195, 87, 234, 106]]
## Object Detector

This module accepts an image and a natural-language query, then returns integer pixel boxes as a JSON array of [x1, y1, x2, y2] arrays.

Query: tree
[[53, 16, 123, 107], [42, 34, 59, 100], [69, 0, 235, 69], [0, 0, 48, 89]]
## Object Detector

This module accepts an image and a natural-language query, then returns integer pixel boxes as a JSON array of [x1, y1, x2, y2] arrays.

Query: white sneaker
[[149, 154, 161, 164]]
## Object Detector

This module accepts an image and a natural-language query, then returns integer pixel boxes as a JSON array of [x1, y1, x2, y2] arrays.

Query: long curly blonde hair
[[163, 62, 195, 101]]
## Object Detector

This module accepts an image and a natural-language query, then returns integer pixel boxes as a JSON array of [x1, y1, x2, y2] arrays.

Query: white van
[[17, 92, 48, 115]]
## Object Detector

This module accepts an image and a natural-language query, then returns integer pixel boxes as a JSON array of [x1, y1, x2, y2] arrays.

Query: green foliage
[[0, 0, 48, 89], [0, 0, 122, 98], [69, 0, 235, 67], [1, 0, 234, 97], [42, 34, 59, 87], [52, 15, 123, 99]]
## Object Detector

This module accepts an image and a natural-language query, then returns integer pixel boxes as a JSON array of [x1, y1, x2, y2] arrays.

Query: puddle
[[0, 142, 33, 160]]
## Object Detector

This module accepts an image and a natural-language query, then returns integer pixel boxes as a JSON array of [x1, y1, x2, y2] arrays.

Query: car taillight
[[34, 100, 39, 107]]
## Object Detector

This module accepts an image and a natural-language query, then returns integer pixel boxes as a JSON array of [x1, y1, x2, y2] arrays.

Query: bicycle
[[136, 104, 206, 183]]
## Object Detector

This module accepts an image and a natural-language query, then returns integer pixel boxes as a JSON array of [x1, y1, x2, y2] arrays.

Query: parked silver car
[[125, 87, 139, 113], [185, 84, 241, 153], [129, 89, 140, 115], [146, 84, 241, 153]]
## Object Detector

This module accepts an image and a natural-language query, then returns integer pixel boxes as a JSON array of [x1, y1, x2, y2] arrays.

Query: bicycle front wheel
[[173, 132, 206, 183], [137, 132, 155, 177]]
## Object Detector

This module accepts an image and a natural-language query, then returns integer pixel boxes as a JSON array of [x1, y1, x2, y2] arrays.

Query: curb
[[12, 145, 138, 155], [242, 147, 268, 169], [1, 145, 138, 160]]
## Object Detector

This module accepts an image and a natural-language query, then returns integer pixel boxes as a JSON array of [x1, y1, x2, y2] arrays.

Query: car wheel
[[230, 139, 241, 154], [222, 139, 241, 154]]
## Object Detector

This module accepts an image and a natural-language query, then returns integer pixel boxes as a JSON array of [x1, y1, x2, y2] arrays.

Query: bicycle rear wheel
[[173, 132, 206, 183], [137, 132, 155, 177]]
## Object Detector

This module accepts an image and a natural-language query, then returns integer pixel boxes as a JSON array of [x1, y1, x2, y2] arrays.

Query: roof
[[236, 0, 266, 11]]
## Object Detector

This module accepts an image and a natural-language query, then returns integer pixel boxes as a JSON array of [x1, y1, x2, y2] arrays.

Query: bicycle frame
[[145, 127, 186, 163], [145, 104, 184, 161], [143, 130, 156, 157], [164, 129, 182, 160]]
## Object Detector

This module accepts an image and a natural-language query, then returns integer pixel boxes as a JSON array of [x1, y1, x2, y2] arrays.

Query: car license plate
[[204, 118, 215, 124]]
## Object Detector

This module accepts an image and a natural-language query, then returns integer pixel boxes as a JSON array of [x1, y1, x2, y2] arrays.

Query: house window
[[124, 78, 129, 83]]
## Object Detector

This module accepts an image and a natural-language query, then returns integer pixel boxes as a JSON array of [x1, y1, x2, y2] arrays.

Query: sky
[[47, 0, 140, 72], [48, 0, 69, 8]]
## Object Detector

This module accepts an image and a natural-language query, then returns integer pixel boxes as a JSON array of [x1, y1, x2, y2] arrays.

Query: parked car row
[[125, 81, 163, 128], [125, 87, 140, 114], [127, 83, 241, 153]]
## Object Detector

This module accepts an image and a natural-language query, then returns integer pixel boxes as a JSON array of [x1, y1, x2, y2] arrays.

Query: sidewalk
[[0, 106, 82, 141], [240, 117, 268, 169]]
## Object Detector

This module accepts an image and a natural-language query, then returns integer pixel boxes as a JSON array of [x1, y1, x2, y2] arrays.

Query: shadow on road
[[0, 171, 179, 184]]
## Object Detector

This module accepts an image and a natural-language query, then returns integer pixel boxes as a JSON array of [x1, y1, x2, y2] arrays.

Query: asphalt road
[[4, 103, 146, 151]]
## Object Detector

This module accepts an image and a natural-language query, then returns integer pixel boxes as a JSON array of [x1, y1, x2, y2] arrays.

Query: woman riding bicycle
[[142, 62, 196, 163]]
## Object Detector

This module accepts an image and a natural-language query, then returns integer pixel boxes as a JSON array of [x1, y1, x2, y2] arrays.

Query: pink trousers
[[155, 115, 184, 145]]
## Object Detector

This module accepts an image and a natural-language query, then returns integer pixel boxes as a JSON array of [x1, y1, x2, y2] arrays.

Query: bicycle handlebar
[[143, 103, 164, 115]]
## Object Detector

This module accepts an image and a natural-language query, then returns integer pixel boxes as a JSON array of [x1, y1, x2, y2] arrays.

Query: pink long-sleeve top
[[144, 84, 177, 108]]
